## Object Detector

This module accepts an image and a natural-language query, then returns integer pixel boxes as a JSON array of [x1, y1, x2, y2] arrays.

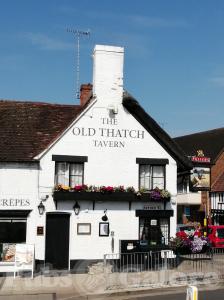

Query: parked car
[[207, 225, 224, 248], [176, 224, 196, 237]]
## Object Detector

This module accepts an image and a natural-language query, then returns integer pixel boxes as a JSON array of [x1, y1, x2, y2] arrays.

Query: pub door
[[45, 213, 70, 269]]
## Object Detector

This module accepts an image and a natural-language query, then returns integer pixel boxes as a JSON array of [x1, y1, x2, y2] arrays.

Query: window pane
[[177, 176, 188, 194], [152, 166, 164, 189], [70, 163, 83, 175], [153, 178, 164, 189], [70, 163, 84, 186], [139, 165, 151, 190], [160, 219, 169, 245], [153, 166, 164, 177], [55, 162, 69, 186], [0, 220, 26, 243]]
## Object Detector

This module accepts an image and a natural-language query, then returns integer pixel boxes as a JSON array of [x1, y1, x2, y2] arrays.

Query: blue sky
[[1, 0, 224, 137]]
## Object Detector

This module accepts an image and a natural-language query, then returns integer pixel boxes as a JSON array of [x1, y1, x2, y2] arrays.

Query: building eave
[[122, 93, 193, 171]]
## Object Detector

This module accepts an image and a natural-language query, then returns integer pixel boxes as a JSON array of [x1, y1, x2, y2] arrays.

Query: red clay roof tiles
[[0, 100, 84, 161], [212, 172, 224, 192]]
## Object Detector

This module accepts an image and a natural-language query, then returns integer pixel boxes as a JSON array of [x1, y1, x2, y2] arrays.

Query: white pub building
[[0, 45, 191, 271]]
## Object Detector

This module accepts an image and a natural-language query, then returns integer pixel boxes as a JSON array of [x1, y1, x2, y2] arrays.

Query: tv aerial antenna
[[67, 28, 90, 99]]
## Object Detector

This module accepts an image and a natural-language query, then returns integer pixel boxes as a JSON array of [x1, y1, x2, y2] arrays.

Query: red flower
[[105, 186, 114, 193], [99, 186, 114, 193], [176, 231, 188, 240], [73, 184, 87, 192]]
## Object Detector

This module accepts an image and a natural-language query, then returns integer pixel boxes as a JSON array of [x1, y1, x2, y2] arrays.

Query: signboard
[[0, 198, 30, 208], [190, 150, 211, 163], [144, 203, 163, 210], [150, 219, 157, 226], [14, 244, 34, 278], [99, 222, 110, 236], [191, 156, 210, 163], [72, 117, 145, 149], [77, 223, 91, 235], [190, 167, 210, 191], [37, 226, 44, 236], [0, 243, 16, 262]]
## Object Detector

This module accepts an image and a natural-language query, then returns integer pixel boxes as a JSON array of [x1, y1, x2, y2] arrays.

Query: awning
[[135, 209, 174, 218], [0, 210, 32, 218]]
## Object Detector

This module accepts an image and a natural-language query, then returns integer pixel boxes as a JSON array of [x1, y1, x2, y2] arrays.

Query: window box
[[53, 191, 170, 202]]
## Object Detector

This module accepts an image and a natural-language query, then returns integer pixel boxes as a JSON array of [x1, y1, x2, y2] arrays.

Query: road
[[118, 288, 224, 300], [0, 287, 224, 300]]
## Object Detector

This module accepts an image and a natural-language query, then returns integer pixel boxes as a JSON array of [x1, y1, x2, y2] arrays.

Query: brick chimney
[[80, 83, 93, 106]]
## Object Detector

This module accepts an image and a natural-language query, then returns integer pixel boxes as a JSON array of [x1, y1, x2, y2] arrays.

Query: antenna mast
[[67, 28, 90, 99]]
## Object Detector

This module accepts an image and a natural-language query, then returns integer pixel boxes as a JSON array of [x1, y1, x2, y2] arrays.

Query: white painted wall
[[176, 192, 201, 205]]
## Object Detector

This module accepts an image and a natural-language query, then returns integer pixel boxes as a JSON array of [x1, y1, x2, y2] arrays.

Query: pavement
[[0, 259, 224, 300]]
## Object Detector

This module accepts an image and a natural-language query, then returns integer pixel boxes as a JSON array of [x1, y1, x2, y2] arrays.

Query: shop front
[[0, 209, 33, 276]]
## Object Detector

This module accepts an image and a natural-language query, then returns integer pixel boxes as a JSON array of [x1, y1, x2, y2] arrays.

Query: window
[[184, 206, 191, 217], [55, 162, 84, 186], [0, 219, 27, 243], [139, 218, 169, 246], [139, 165, 165, 190], [177, 175, 188, 194]]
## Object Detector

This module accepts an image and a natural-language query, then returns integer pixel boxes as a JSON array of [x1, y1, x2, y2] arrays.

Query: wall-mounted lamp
[[73, 201, 80, 215], [108, 104, 118, 115], [102, 209, 108, 221], [40, 195, 49, 201], [38, 201, 45, 215]]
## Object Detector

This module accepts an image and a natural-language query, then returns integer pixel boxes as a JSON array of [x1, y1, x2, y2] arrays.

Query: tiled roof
[[0, 100, 84, 161], [212, 172, 224, 192], [174, 128, 224, 162]]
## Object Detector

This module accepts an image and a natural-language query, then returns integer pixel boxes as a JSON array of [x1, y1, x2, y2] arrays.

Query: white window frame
[[55, 162, 84, 186], [139, 164, 165, 190]]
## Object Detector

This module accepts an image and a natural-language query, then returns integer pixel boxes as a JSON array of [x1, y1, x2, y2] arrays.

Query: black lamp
[[38, 201, 45, 215], [73, 201, 80, 215], [102, 209, 108, 221]]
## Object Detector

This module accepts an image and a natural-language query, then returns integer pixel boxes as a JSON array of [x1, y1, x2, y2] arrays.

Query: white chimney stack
[[92, 45, 124, 108]]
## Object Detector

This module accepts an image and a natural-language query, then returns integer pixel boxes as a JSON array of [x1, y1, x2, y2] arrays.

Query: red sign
[[191, 156, 211, 163]]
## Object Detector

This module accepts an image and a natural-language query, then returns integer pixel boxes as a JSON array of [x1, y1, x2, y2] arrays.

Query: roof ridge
[[174, 127, 224, 139], [122, 94, 192, 171], [0, 99, 80, 107]]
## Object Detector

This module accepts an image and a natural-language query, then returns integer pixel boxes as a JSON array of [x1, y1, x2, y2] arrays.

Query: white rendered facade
[[0, 45, 181, 270]]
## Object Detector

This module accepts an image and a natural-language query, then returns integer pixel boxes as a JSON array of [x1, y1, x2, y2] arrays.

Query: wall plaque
[[37, 226, 44, 236]]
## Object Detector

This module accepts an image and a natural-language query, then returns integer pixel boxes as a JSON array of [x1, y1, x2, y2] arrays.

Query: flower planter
[[53, 191, 170, 202]]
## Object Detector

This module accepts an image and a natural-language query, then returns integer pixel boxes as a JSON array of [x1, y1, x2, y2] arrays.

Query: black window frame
[[139, 217, 170, 246], [0, 218, 27, 244], [53, 155, 88, 187]]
